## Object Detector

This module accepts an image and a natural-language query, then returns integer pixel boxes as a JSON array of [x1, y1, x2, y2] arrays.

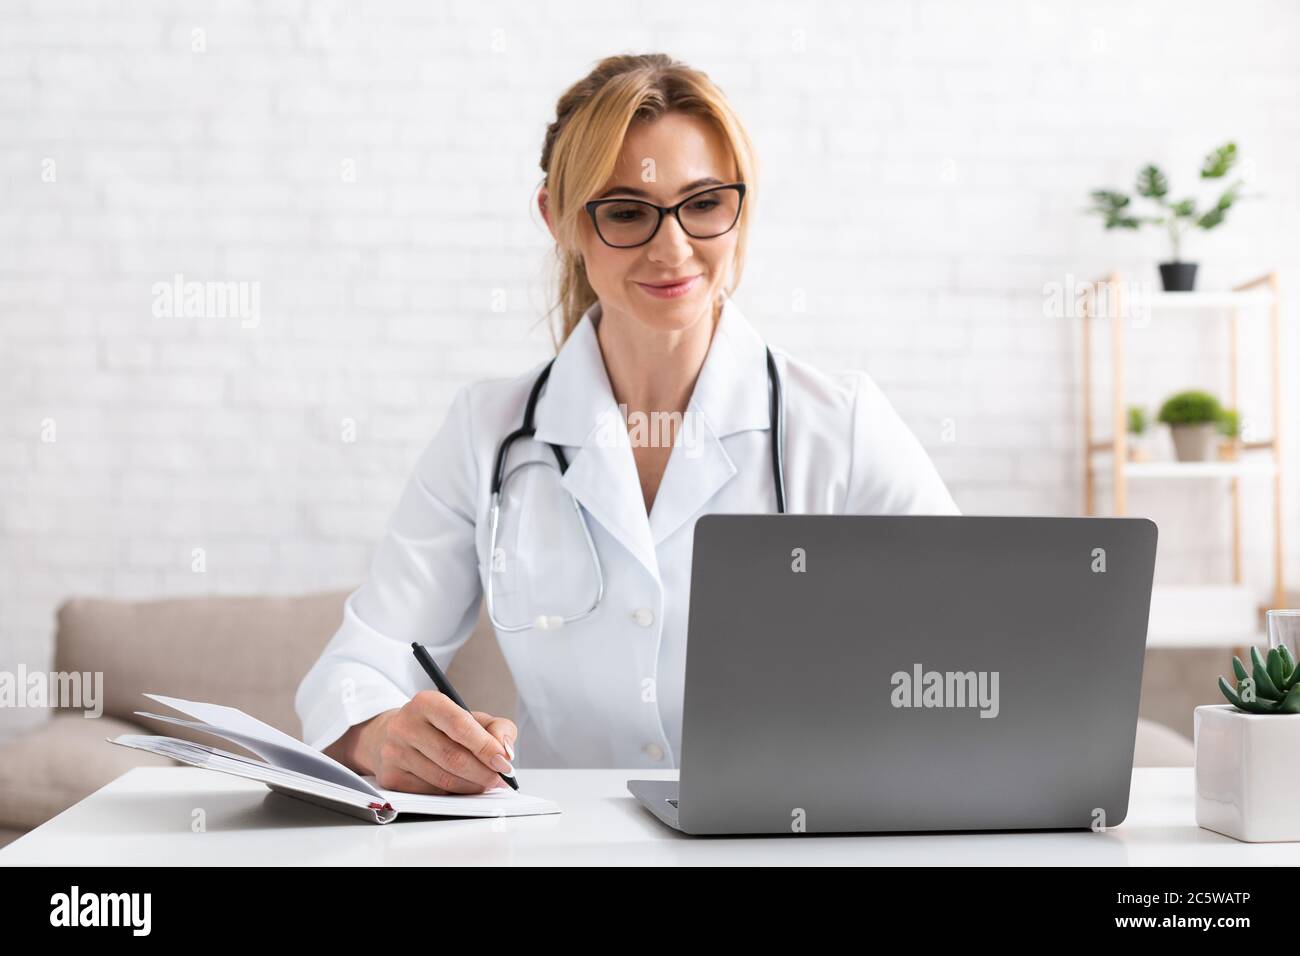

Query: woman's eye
[[689, 199, 719, 211], [607, 207, 646, 222]]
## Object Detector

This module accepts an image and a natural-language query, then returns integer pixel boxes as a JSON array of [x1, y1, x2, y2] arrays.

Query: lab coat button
[[643, 742, 665, 761], [632, 607, 654, 627]]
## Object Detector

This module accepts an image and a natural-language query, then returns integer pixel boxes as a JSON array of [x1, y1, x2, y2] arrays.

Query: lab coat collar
[[532, 293, 770, 446], [532, 294, 771, 580]]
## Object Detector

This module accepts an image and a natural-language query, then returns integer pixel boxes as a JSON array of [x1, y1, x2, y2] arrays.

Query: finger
[[399, 743, 494, 795], [423, 696, 514, 777], [379, 766, 451, 796], [473, 712, 518, 762], [402, 715, 503, 791]]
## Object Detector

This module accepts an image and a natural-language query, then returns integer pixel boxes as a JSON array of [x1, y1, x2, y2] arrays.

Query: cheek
[[582, 246, 628, 296], [701, 238, 738, 280]]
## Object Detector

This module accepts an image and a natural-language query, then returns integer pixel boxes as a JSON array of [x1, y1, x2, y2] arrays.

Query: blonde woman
[[296, 53, 958, 792]]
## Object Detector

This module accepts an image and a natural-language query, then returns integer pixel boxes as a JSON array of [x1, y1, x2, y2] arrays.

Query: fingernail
[[503, 737, 515, 760], [490, 754, 514, 775]]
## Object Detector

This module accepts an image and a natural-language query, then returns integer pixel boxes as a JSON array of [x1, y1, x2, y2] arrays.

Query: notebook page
[[111, 735, 384, 812], [365, 777, 561, 818], [140, 695, 383, 798]]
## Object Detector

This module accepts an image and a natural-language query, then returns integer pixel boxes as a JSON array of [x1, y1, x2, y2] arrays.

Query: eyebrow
[[594, 177, 727, 201]]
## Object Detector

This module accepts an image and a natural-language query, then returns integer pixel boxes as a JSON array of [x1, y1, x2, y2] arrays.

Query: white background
[[3, 0, 1298, 735]]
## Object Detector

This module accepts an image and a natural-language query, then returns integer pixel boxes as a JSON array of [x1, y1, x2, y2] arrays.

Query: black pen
[[410, 642, 519, 791]]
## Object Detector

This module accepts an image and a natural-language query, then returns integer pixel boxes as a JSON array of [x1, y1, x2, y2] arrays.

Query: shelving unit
[[1080, 272, 1286, 647]]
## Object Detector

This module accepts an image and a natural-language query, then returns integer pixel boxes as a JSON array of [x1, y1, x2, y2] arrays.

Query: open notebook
[[108, 694, 560, 824]]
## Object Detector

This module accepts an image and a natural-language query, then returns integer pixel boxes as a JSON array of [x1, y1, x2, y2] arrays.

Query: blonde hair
[[537, 53, 758, 349]]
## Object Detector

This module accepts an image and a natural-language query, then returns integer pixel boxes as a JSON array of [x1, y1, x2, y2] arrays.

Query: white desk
[[0, 767, 1295, 865]]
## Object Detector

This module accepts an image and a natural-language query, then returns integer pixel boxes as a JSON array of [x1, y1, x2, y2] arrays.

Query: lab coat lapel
[[532, 305, 660, 582], [560, 423, 660, 582], [647, 295, 772, 546], [645, 412, 735, 546], [530, 295, 772, 578]]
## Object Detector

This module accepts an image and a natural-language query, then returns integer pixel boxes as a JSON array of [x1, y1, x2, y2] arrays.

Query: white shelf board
[[1147, 290, 1275, 311], [1090, 460, 1277, 479], [1146, 585, 1264, 649], [1146, 629, 1266, 649]]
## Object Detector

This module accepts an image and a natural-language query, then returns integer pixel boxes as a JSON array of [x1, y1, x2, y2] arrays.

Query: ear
[[538, 187, 556, 237]]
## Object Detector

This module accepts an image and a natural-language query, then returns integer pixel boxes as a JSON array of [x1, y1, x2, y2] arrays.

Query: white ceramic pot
[[1194, 704, 1300, 842], [1169, 422, 1217, 462]]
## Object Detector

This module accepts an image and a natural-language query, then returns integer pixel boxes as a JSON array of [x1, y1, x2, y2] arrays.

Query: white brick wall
[[3, 0, 1299, 734]]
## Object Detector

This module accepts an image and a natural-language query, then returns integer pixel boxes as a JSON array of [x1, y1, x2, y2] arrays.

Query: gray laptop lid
[[677, 515, 1157, 835]]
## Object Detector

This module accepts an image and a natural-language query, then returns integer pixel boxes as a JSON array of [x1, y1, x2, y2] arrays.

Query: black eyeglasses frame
[[583, 182, 747, 248]]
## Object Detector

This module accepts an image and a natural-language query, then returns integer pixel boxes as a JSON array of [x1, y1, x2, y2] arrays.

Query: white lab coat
[[295, 295, 960, 768]]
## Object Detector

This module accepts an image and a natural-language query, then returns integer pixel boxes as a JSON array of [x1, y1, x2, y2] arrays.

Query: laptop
[[628, 514, 1158, 835]]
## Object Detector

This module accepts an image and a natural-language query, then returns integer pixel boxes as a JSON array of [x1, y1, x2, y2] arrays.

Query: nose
[[646, 211, 694, 266]]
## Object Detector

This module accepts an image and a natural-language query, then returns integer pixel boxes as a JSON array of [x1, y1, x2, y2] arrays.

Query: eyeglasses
[[584, 183, 746, 249]]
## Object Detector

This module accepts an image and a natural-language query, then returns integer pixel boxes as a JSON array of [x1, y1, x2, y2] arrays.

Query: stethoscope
[[485, 347, 787, 632]]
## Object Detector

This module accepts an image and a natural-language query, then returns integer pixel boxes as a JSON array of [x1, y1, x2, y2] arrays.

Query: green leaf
[[1201, 142, 1237, 179], [1198, 208, 1225, 229], [1169, 198, 1197, 218], [1279, 645, 1298, 688], [1280, 683, 1300, 715], [1219, 675, 1245, 708], [1087, 190, 1143, 229], [1267, 647, 1286, 690], [1158, 390, 1223, 426], [1090, 189, 1130, 209], [1251, 645, 1283, 700], [1232, 655, 1249, 682], [1136, 164, 1168, 198], [1215, 183, 1240, 210], [1221, 676, 1280, 713]]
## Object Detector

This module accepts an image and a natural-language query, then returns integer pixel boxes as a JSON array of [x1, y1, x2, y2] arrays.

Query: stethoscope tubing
[[485, 345, 785, 632]]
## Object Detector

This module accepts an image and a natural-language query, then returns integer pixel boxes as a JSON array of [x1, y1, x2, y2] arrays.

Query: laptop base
[[627, 779, 682, 831]]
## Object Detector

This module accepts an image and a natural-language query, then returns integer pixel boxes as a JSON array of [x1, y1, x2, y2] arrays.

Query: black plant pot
[[1159, 261, 1198, 292]]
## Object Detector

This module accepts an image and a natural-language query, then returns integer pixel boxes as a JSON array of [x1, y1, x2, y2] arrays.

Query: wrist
[[353, 709, 395, 773]]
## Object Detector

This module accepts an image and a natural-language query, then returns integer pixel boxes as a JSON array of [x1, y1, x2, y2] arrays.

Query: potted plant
[[1087, 142, 1247, 292], [1216, 408, 1241, 461], [1126, 405, 1151, 462], [1195, 646, 1300, 842], [1158, 390, 1223, 462]]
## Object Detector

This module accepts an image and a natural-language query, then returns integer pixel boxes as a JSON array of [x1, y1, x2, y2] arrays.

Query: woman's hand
[[330, 691, 517, 794]]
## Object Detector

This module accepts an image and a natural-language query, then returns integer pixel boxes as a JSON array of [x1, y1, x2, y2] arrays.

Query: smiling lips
[[635, 275, 701, 299]]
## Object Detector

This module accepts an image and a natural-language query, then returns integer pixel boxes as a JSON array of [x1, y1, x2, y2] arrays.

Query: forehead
[[603, 112, 736, 196]]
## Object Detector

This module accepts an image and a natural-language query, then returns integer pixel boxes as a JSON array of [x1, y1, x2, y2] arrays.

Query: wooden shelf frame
[[1080, 271, 1286, 611]]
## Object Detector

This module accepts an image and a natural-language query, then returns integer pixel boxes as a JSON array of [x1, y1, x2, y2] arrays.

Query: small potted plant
[[1126, 405, 1151, 462], [1216, 408, 1241, 461], [1158, 390, 1223, 462], [1087, 142, 1247, 292], [1195, 646, 1300, 842]]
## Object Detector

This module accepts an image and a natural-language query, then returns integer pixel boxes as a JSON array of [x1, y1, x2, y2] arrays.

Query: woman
[[295, 53, 958, 794]]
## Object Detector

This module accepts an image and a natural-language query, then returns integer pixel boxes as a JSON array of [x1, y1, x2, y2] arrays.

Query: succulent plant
[[1218, 645, 1300, 714]]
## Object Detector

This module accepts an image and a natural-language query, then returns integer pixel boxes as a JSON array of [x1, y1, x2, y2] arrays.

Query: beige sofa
[[0, 590, 1193, 847]]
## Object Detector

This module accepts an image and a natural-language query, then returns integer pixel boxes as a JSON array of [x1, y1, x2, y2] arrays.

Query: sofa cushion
[[54, 591, 352, 739], [445, 603, 518, 722], [1133, 717, 1194, 767], [53, 591, 518, 743], [0, 713, 173, 831]]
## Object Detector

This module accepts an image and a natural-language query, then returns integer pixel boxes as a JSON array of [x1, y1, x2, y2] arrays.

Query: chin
[[627, 281, 716, 330]]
